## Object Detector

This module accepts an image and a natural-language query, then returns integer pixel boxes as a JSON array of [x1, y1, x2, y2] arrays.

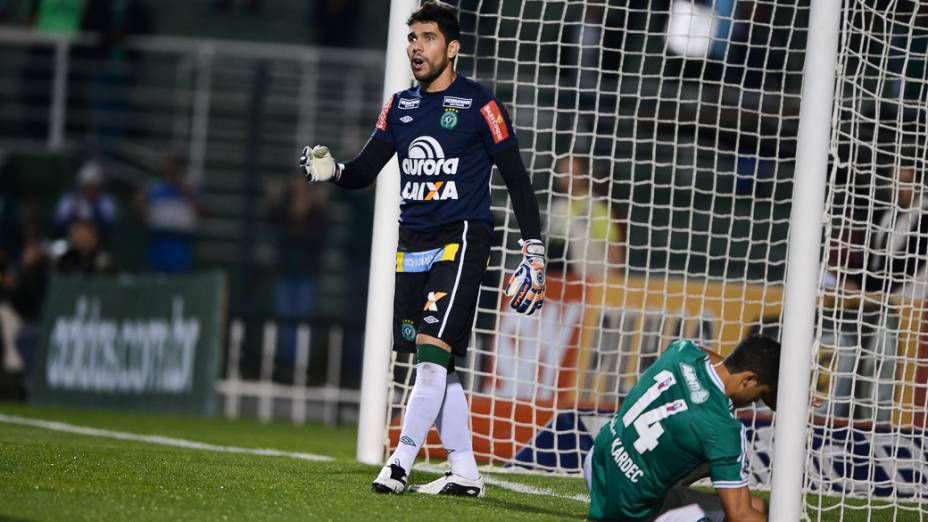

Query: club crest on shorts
[[400, 320, 417, 342], [440, 109, 458, 130]]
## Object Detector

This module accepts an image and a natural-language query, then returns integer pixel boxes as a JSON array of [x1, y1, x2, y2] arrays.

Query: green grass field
[[0, 403, 918, 521], [0, 403, 589, 521]]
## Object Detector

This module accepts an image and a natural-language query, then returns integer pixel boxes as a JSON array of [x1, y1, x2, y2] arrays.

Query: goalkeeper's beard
[[414, 57, 450, 86]]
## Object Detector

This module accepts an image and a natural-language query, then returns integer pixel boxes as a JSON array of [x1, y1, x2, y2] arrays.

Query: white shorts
[[583, 447, 594, 492], [653, 487, 725, 522], [583, 447, 725, 522]]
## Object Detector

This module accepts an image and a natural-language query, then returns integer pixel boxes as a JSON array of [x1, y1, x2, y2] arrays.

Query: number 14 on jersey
[[622, 370, 689, 454]]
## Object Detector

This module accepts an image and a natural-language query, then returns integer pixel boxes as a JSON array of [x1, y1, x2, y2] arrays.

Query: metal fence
[[218, 319, 360, 426]]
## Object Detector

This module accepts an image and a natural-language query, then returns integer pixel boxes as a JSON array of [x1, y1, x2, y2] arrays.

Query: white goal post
[[769, 1, 841, 519], [356, 0, 418, 466], [359, 1, 928, 520]]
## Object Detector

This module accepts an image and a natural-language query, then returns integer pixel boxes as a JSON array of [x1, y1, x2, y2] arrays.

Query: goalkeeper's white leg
[[437, 374, 480, 480], [372, 343, 449, 494], [409, 373, 484, 497]]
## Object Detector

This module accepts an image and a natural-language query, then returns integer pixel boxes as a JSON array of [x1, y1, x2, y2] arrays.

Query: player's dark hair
[[724, 335, 781, 387], [407, 1, 461, 45]]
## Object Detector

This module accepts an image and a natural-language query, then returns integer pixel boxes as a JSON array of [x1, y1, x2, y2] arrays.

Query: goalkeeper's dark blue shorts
[[393, 220, 491, 358]]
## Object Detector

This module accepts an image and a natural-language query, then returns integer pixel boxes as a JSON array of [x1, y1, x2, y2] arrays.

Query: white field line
[[417, 463, 590, 503], [0, 413, 333, 462], [0, 413, 589, 503]]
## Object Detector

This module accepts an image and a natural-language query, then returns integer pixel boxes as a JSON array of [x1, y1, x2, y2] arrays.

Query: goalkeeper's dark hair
[[724, 335, 781, 388], [408, 1, 461, 45]]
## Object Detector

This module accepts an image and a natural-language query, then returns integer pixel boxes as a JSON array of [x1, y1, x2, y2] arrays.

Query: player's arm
[[704, 422, 765, 522], [492, 145, 542, 243], [299, 138, 395, 188], [492, 144, 545, 315], [716, 486, 766, 522]]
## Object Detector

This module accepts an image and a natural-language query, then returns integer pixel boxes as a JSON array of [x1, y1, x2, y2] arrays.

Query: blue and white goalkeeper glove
[[299, 145, 341, 183], [505, 239, 546, 316]]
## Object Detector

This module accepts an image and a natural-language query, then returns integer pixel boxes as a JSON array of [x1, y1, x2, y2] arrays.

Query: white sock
[[387, 361, 448, 474], [436, 375, 480, 480]]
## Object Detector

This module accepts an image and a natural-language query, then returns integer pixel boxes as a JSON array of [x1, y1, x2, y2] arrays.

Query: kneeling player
[[585, 335, 779, 521]]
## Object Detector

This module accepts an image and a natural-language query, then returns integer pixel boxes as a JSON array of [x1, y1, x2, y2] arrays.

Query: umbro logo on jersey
[[442, 96, 472, 109], [398, 98, 420, 110], [423, 315, 439, 324], [400, 115, 413, 123]]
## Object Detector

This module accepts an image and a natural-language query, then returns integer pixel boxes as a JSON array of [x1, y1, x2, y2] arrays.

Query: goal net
[[808, 1, 928, 519], [378, 0, 926, 517]]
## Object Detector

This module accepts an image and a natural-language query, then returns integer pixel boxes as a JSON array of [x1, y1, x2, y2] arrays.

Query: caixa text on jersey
[[401, 181, 459, 201]]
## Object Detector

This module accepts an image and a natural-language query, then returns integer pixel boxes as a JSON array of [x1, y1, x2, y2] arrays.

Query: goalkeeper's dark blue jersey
[[371, 74, 518, 232]]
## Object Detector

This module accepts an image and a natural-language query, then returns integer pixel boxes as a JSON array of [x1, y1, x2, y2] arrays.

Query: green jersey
[[588, 340, 748, 521]]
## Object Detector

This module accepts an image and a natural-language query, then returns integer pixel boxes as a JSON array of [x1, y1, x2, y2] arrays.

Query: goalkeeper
[[299, 1, 543, 498], [585, 336, 780, 521]]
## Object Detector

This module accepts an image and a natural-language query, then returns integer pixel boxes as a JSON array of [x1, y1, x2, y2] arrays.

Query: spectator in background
[[0, 158, 25, 373], [77, 0, 153, 145], [266, 176, 328, 364], [1, 217, 113, 373], [56, 219, 115, 274], [4, 239, 49, 321], [0, 154, 52, 375], [52, 159, 118, 241], [313, 0, 360, 47], [825, 161, 927, 422], [0, 239, 47, 374], [858, 163, 928, 298], [547, 155, 626, 281], [136, 153, 203, 274], [1, 216, 114, 373]]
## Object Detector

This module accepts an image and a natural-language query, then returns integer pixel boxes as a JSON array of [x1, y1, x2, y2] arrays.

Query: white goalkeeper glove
[[299, 145, 341, 183], [505, 239, 546, 316]]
